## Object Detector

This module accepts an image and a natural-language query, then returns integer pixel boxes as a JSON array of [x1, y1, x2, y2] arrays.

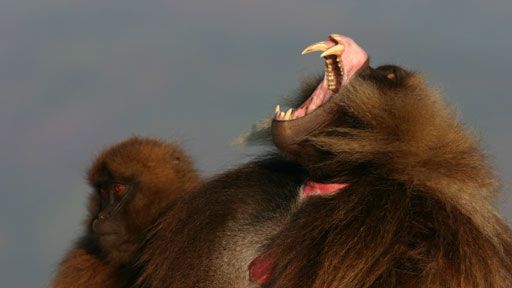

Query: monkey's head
[[272, 34, 446, 182], [86, 137, 200, 265]]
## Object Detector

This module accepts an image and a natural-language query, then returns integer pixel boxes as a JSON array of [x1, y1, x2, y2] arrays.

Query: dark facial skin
[[91, 181, 137, 262]]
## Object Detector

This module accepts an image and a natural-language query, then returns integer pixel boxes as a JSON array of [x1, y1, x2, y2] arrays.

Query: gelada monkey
[[136, 34, 512, 287], [51, 137, 200, 288]]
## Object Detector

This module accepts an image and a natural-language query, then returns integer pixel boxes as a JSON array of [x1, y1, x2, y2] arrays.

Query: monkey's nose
[[97, 212, 108, 221]]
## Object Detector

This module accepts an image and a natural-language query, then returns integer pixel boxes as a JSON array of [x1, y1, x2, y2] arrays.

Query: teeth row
[[338, 59, 344, 84], [325, 57, 342, 92], [274, 105, 295, 121]]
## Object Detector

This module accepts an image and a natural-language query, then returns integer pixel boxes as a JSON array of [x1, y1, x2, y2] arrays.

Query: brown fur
[[265, 67, 512, 287], [137, 158, 306, 287], [51, 247, 131, 288], [137, 65, 512, 287], [51, 137, 200, 288]]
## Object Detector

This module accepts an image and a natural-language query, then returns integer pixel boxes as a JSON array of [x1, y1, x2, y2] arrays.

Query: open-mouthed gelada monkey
[[139, 34, 510, 287]]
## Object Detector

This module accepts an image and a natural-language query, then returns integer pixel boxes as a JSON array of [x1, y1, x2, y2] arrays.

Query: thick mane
[[266, 71, 512, 287], [231, 70, 512, 287], [309, 74, 503, 237]]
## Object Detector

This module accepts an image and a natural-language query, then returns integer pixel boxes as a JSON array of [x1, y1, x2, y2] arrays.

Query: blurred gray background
[[0, 0, 511, 286]]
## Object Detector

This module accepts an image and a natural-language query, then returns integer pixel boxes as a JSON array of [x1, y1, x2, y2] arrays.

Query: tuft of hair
[[234, 75, 323, 147]]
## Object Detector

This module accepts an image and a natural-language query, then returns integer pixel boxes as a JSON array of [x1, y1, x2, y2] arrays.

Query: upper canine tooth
[[320, 44, 344, 58], [301, 41, 330, 55]]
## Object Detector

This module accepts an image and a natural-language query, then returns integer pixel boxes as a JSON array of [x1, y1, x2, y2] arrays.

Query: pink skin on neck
[[248, 182, 348, 285], [248, 251, 274, 285], [248, 182, 349, 285], [302, 181, 349, 198]]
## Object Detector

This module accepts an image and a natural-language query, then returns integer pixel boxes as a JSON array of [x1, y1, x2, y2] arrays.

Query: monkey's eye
[[112, 183, 128, 198]]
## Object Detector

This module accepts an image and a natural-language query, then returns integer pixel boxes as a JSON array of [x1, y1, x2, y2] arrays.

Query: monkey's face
[[85, 137, 200, 264], [271, 34, 412, 181], [88, 169, 178, 265], [90, 179, 139, 263]]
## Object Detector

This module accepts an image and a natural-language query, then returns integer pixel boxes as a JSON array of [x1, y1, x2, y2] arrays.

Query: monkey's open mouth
[[271, 34, 368, 152], [274, 39, 343, 121]]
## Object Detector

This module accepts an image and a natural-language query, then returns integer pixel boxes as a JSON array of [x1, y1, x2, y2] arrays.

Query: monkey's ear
[[375, 65, 408, 84]]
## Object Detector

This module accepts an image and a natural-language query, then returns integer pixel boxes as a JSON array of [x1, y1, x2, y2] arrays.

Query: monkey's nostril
[[98, 213, 107, 221]]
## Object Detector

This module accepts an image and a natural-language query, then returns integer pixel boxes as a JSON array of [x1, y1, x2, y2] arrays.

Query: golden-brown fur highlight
[[52, 248, 130, 288]]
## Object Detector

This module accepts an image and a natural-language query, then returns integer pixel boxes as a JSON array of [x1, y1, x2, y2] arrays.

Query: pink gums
[[334, 35, 368, 85]]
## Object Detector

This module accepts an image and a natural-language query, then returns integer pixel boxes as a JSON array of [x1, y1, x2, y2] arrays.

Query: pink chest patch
[[248, 251, 275, 285], [301, 181, 349, 198], [248, 181, 349, 285]]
